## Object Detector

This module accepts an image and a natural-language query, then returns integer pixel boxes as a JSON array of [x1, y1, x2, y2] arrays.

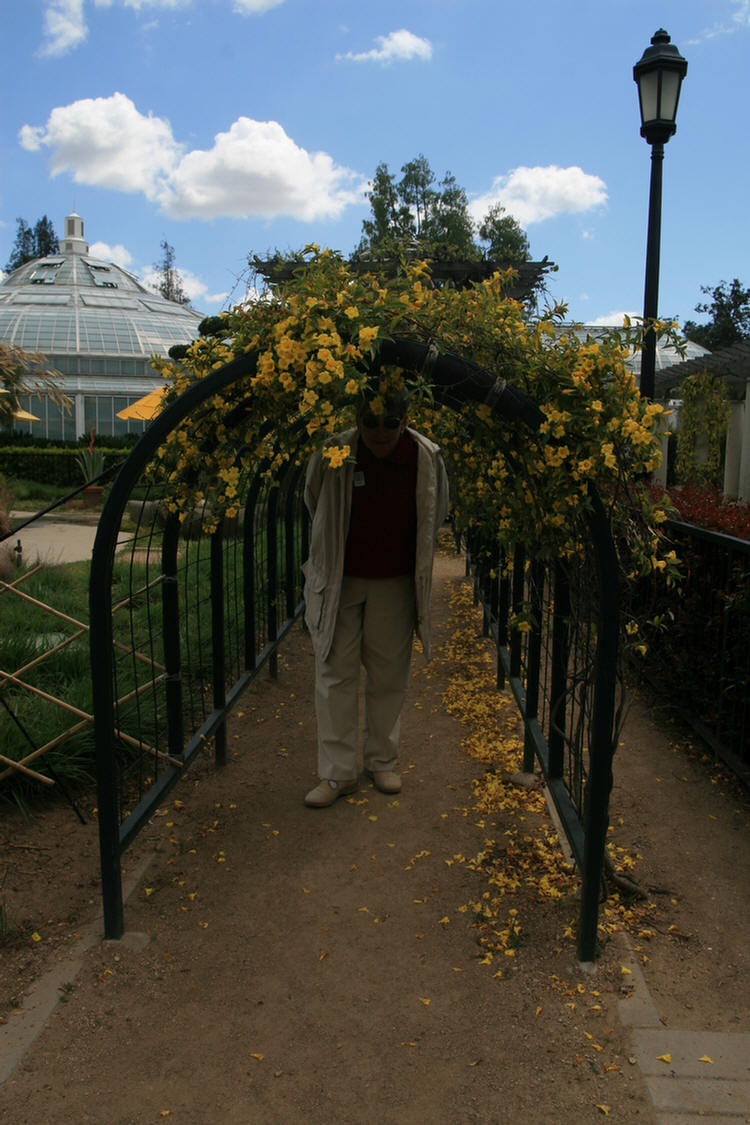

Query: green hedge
[[0, 446, 124, 486]]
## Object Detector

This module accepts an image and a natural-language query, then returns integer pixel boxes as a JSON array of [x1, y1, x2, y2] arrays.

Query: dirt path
[[1, 550, 749, 1124]]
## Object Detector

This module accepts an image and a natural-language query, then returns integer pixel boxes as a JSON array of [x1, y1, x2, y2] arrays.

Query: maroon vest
[[343, 431, 418, 578]]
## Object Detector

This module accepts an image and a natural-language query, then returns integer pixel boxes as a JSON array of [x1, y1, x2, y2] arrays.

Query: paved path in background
[[5, 511, 129, 566]]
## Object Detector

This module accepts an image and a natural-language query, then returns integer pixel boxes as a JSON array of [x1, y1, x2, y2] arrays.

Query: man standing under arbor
[[302, 388, 449, 808]]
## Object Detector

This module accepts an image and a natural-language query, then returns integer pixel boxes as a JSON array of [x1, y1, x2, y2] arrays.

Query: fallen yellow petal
[[250, 1053, 264, 1062], [596, 1106, 611, 1116], [657, 1053, 672, 1064], [31, 932, 42, 943], [699, 1055, 714, 1064], [418, 997, 431, 1006], [621, 966, 632, 975]]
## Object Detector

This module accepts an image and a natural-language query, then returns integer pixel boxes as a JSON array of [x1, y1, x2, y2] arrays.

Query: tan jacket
[[302, 427, 450, 662]]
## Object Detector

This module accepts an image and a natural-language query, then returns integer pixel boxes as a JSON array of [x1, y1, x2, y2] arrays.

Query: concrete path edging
[[618, 935, 750, 1123]]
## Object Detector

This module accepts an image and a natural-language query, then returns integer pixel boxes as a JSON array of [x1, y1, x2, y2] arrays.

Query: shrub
[[0, 446, 122, 486]]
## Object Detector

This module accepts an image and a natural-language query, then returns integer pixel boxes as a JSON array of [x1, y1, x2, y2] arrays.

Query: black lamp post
[[633, 29, 687, 399]]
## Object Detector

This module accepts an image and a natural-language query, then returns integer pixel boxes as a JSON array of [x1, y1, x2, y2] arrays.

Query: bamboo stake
[[0, 670, 182, 777], [0, 752, 54, 785], [1, 584, 89, 629], [13, 627, 88, 679], [0, 565, 43, 598]]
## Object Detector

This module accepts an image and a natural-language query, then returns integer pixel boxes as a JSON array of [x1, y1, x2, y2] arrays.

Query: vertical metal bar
[[578, 489, 620, 963], [267, 485, 279, 679], [244, 479, 260, 671], [161, 514, 184, 761], [510, 544, 525, 680], [548, 562, 570, 780], [497, 545, 510, 692], [284, 468, 299, 619], [522, 559, 544, 773], [90, 497, 124, 940], [211, 529, 226, 767]]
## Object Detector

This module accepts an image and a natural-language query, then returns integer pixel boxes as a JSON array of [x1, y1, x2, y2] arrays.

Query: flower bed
[[655, 483, 750, 542]]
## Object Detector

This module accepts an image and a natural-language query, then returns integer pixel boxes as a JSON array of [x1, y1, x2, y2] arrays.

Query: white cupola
[[59, 211, 89, 256]]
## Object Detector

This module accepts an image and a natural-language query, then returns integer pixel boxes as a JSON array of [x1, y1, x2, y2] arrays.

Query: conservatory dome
[[0, 212, 204, 439]]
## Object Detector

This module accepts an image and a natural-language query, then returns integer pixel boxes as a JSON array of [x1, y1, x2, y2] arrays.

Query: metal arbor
[[89, 338, 620, 962]]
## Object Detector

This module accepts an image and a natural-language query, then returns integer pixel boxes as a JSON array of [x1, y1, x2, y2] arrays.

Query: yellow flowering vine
[[149, 246, 680, 651]]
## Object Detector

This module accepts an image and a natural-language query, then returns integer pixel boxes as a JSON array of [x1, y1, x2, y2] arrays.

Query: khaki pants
[[315, 575, 416, 780]]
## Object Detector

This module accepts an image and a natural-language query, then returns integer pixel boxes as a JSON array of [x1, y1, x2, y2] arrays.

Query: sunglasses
[[360, 412, 403, 431]]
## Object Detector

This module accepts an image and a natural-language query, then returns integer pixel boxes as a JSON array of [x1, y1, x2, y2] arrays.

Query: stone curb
[[618, 933, 750, 1123], [0, 853, 154, 1086]]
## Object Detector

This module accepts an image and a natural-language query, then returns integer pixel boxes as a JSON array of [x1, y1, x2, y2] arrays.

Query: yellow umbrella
[[116, 387, 169, 421], [12, 407, 40, 422]]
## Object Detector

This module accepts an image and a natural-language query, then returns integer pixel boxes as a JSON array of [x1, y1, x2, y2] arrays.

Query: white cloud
[[588, 311, 639, 327], [688, 0, 750, 42], [40, 0, 87, 56], [20, 93, 182, 200], [94, 0, 192, 9], [160, 117, 364, 219], [20, 94, 365, 223], [88, 240, 135, 268], [338, 29, 433, 65], [138, 264, 228, 307], [470, 165, 608, 226], [40, 0, 285, 56], [232, 0, 285, 12]]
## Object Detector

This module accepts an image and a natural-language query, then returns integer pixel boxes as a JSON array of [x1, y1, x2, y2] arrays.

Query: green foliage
[[4, 215, 58, 273], [74, 446, 105, 484], [198, 316, 228, 338], [0, 446, 122, 487], [356, 154, 529, 265], [477, 203, 531, 264], [683, 278, 750, 349], [674, 371, 730, 489], [5, 477, 69, 507]]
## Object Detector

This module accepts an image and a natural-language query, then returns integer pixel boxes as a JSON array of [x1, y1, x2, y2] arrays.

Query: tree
[[424, 172, 476, 260], [477, 202, 531, 265], [5, 215, 59, 272], [358, 162, 412, 256], [683, 279, 750, 350], [152, 240, 191, 305], [357, 155, 491, 263]]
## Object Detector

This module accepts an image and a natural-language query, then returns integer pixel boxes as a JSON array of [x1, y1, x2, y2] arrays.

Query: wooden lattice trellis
[[0, 562, 181, 790]]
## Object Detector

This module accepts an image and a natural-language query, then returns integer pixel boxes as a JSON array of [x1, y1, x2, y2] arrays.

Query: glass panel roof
[[0, 215, 204, 359]]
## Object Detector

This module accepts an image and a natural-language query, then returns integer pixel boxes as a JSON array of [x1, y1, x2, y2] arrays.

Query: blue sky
[[1, 0, 748, 329]]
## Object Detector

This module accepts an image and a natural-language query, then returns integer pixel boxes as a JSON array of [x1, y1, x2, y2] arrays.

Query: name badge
[[354, 471, 365, 487]]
